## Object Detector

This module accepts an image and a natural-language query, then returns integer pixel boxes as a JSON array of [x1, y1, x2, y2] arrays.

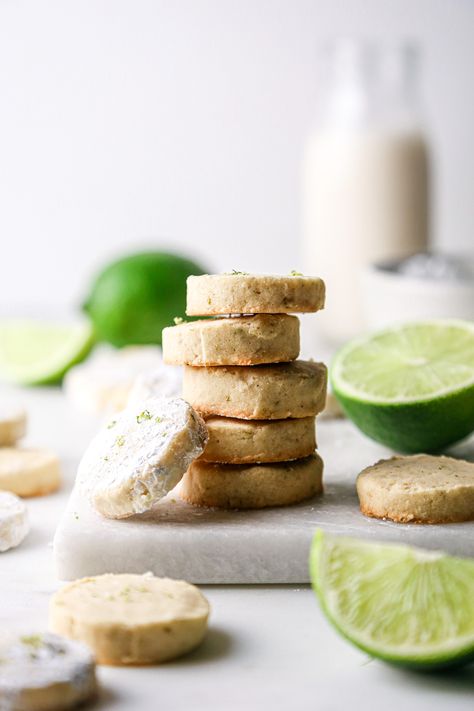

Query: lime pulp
[[0, 319, 94, 385], [331, 320, 474, 452], [310, 530, 474, 670]]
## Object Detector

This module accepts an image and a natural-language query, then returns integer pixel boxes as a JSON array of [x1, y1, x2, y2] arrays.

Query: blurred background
[[0, 0, 473, 339]]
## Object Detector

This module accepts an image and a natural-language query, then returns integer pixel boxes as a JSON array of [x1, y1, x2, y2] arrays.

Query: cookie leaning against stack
[[162, 273, 327, 509]]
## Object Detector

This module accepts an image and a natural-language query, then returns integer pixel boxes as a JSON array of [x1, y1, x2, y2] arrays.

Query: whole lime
[[83, 251, 207, 346]]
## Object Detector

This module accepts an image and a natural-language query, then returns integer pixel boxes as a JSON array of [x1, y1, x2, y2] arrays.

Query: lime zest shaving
[[20, 635, 43, 649], [136, 410, 152, 424]]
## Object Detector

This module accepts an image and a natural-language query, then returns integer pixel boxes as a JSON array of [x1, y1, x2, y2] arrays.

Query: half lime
[[310, 530, 474, 670], [331, 319, 474, 452]]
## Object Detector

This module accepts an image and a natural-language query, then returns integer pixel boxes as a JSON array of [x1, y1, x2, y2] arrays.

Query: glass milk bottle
[[303, 41, 430, 343]]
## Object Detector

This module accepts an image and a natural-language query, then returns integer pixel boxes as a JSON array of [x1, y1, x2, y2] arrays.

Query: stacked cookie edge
[[163, 274, 327, 509]]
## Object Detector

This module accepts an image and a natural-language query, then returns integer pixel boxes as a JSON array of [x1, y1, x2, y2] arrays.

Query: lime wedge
[[310, 531, 474, 670], [0, 320, 94, 385], [331, 320, 474, 452]]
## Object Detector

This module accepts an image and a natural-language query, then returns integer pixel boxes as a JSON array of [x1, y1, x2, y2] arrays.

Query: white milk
[[303, 41, 430, 343], [303, 127, 429, 342]]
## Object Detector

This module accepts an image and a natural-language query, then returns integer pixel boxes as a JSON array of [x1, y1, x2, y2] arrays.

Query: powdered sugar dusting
[[78, 396, 207, 519]]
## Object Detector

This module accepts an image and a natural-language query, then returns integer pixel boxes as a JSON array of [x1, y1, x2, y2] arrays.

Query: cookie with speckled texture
[[183, 361, 327, 420], [78, 397, 208, 519], [0, 404, 26, 445], [186, 274, 325, 315], [162, 314, 299, 366], [63, 345, 165, 415], [0, 633, 96, 710], [0, 491, 29, 552], [201, 415, 316, 463], [180, 453, 323, 509], [50, 574, 209, 665], [0, 448, 61, 497], [357, 454, 474, 524]]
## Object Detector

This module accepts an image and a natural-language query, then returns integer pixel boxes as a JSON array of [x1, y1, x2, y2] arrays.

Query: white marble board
[[54, 420, 474, 583]]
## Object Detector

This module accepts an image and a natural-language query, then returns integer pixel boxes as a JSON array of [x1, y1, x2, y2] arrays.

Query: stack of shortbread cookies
[[162, 273, 328, 509]]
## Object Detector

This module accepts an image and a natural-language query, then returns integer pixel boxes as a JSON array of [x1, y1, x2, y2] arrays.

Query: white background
[[0, 0, 473, 310]]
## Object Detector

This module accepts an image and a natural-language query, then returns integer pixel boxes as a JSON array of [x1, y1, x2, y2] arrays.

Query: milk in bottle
[[303, 41, 429, 342]]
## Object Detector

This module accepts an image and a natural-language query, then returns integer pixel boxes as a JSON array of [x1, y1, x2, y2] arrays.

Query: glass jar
[[303, 40, 430, 343]]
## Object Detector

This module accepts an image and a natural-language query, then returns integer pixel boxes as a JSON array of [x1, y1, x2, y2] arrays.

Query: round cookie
[[180, 453, 323, 509], [186, 273, 325, 315], [78, 396, 208, 519], [126, 365, 182, 407], [183, 360, 327, 420], [319, 391, 346, 421], [50, 574, 210, 665], [0, 491, 29, 552], [162, 314, 300, 366], [63, 345, 165, 415], [357, 454, 474, 524], [0, 404, 26, 446], [201, 416, 316, 463], [0, 448, 61, 497], [0, 633, 96, 711]]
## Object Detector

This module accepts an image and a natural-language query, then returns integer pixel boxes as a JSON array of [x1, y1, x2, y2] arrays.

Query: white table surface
[[1, 384, 473, 711]]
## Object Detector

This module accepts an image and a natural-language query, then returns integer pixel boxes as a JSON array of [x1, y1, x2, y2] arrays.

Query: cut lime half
[[331, 320, 474, 452], [310, 530, 474, 670], [0, 319, 94, 385]]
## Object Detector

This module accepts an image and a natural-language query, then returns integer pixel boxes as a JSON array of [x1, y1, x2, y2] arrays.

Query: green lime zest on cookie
[[20, 635, 43, 649], [136, 410, 152, 423]]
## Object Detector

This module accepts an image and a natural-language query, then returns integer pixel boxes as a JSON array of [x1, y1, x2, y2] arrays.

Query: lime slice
[[331, 320, 474, 452], [310, 530, 474, 670], [0, 320, 94, 385]]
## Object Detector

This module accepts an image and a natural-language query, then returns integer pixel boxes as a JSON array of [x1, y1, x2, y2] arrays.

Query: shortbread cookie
[[0, 633, 96, 711], [201, 416, 316, 463], [162, 314, 300, 366], [0, 491, 29, 552], [180, 453, 323, 509], [0, 448, 61, 497], [78, 396, 208, 519], [126, 365, 182, 408], [186, 273, 325, 315], [319, 391, 345, 420], [63, 345, 167, 415], [50, 574, 210, 665], [183, 361, 327, 420], [0, 404, 26, 445], [357, 454, 474, 524]]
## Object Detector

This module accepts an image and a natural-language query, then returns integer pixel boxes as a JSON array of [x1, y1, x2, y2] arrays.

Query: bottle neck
[[321, 40, 422, 132]]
